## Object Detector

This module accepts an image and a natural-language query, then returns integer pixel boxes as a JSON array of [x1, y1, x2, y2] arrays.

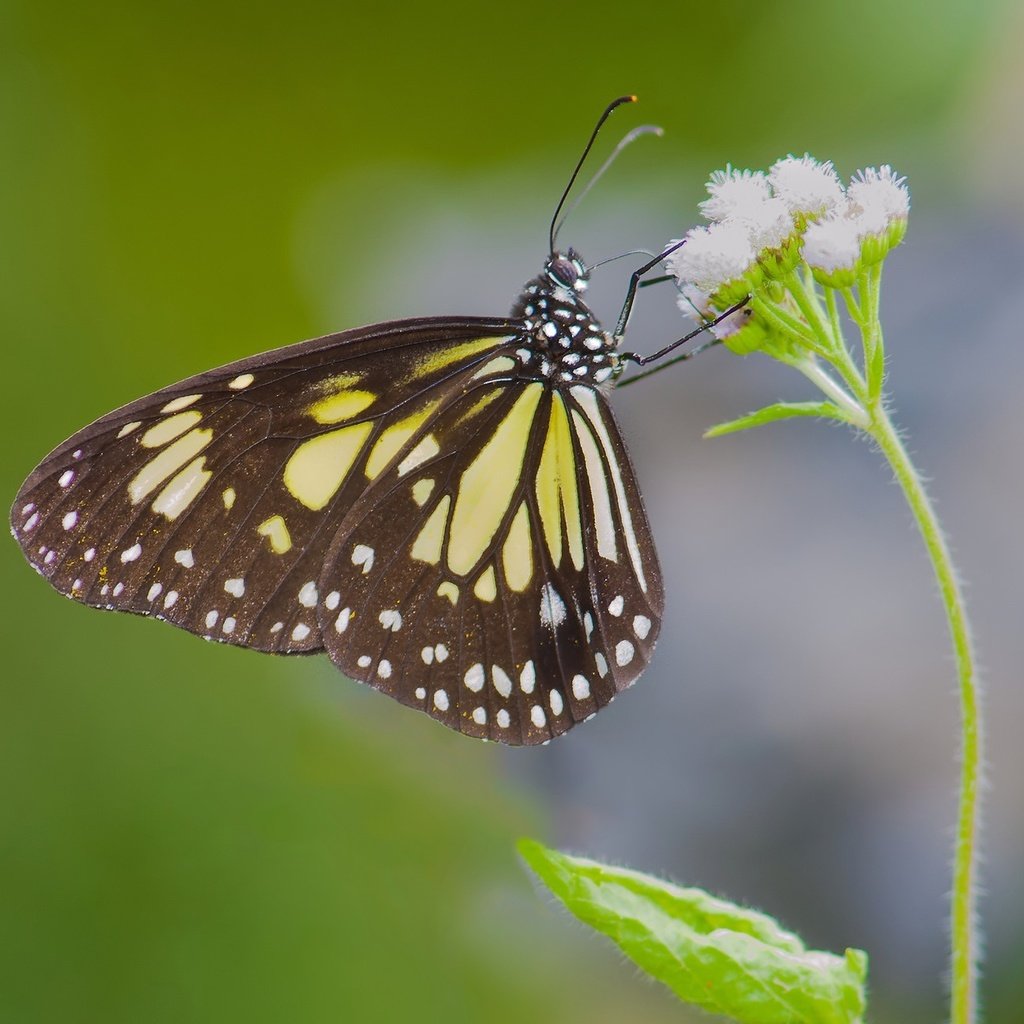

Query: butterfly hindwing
[[11, 319, 518, 652], [314, 376, 663, 744]]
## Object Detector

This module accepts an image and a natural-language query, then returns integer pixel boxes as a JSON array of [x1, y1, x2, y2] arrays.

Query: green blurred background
[[3, 1, 1022, 1021]]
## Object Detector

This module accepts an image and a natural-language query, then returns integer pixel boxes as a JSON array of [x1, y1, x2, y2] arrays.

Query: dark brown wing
[[11, 318, 518, 652], [313, 380, 663, 745]]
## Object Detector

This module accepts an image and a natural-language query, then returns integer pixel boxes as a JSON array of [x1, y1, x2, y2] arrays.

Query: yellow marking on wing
[[117, 421, 142, 439], [365, 402, 439, 479], [397, 434, 439, 476], [437, 581, 459, 605], [316, 372, 362, 392], [222, 487, 236, 510], [412, 479, 435, 506], [473, 566, 497, 602], [447, 384, 543, 577], [258, 514, 292, 553], [452, 388, 501, 428], [128, 428, 214, 505], [502, 501, 532, 592], [571, 410, 618, 562], [535, 403, 563, 567], [161, 394, 202, 413], [471, 355, 516, 380], [574, 388, 644, 587], [534, 394, 583, 569], [140, 410, 203, 449], [283, 422, 372, 510], [308, 389, 376, 424], [411, 495, 451, 565], [409, 336, 504, 380], [152, 457, 212, 520]]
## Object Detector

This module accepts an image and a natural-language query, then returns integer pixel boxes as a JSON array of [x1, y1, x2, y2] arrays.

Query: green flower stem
[[867, 400, 982, 1024], [789, 357, 867, 427]]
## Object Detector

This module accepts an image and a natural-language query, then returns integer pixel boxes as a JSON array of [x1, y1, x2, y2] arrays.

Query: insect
[[10, 97, 738, 745]]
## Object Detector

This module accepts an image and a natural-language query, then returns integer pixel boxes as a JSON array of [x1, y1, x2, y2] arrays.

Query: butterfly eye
[[548, 257, 580, 288]]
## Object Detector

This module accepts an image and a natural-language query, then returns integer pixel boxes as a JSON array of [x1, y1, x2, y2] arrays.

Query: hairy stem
[[868, 403, 982, 1024]]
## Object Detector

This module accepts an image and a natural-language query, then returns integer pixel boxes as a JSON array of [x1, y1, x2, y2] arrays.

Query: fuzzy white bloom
[[676, 283, 745, 339], [847, 165, 910, 229], [768, 155, 845, 218], [802, 210, 864, 273], [727, 196, 794, 252], [665, 221, 755, 293], [676, 283, 712, 324], [699, 167, 772, 222]]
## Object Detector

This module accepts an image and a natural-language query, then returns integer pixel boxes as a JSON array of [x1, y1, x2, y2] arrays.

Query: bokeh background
[[2, 1, 1021, 1021]]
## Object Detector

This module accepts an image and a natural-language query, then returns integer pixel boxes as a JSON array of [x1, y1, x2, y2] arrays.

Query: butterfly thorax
[[509, 251, 619, 389]]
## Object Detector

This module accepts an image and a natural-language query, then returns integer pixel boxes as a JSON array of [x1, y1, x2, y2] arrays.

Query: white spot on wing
[[379, 609, 402, 632], [352, 544, 375, 573], [434, 643, 449, 662], [59, 470, 74, 488], [229, 373, 254, 390], [206, 610, 219, 629], [222, 617, 236, 635], [298, 581, 318, 607], [496, 709, 510, 729], [530, 705, 546, 728], [62, 511, 78, 531], [163, 590, 178, 609], [539, 582, 566, 629], [492, 665, 512, 698], [175, 548, 195, 569], [224, 578, 245, 598], [292, 623, 311, 641], [595, 652, 608, 678], [433, 689, 450, 711], [334, 607, 351, 633], [519, 661, 536, 694], [464, 663, 485, 692], [325, 591, 340, 611], [572, 674, 591, 700], [549, 690, 564, 716], [415, 687, 426, 700], [83, 548, 96, 562], [615, 639, 635, 666], [377, 660, 392, 679], [421, 646, 434, 665], [608, 595, 624, 616], [121, 543, 142, 563], [633, 615, 652, 639], [147, 583, 163, 602], [472, 707, 487, 725]]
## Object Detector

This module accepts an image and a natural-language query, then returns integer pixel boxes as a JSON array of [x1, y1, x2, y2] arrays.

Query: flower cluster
[[666, 156, 909, 351]]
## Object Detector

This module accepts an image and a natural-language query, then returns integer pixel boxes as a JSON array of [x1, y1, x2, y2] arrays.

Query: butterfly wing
[[317, 379, 663, 744], [10, 318, 518, 652]]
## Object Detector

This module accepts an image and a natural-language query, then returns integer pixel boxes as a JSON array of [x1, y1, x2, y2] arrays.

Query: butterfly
[[10, 98, 728, 746]]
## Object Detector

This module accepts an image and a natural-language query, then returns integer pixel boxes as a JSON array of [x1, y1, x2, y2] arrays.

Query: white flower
[[802, 212, 863, 274], [665, 221, 755, 293], [768, 155, 845, 218], [847, 165, 910, 230], [727, 197, 794, 253], [699, 166, 772, 222], [676, 283, 712, 324]]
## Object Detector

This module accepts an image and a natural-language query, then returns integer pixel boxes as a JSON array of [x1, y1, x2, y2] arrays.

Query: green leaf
[[519, 840, 868, 1024], [704, 401, 851, 438]]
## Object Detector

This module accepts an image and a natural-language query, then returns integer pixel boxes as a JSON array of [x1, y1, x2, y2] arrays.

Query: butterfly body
[[12, 251, 663, 745]]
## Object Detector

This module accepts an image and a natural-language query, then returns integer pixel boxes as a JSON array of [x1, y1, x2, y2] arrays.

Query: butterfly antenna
[[548, 95, 637, 255], [551, 125, 663, 249]]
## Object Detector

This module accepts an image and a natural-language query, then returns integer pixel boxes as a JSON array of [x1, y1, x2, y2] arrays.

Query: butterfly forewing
[[11, 319, 517, 652]]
